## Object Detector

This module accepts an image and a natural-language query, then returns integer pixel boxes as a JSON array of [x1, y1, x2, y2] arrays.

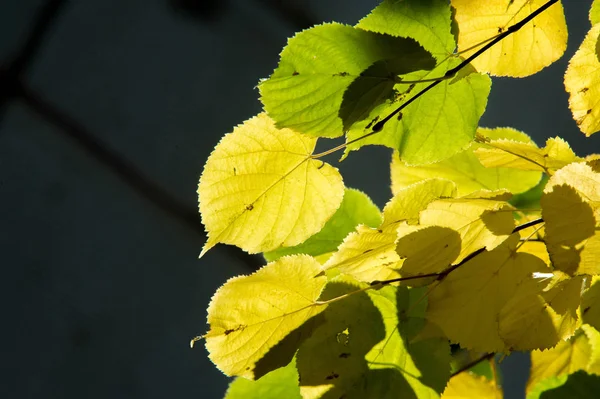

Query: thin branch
[[451, 353, 495, 378], [512, 218, 544, 234], [0, 0, 67, 119], [372, 0, 558, 132], [312, 0, 559, 157], [370, 247, 486, 287]]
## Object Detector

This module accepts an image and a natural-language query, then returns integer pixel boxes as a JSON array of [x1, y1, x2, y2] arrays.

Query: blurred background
[[1, 1, 598, 398]]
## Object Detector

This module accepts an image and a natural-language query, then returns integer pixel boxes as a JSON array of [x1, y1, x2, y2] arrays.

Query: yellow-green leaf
[[527, 328, 595, 395], [323, 179, 456, 282], [542, 163, 600, 275], [592, 0, 600, 25], [441, 372, 502, 399], [391, 127, 542, 196], [395, 224, 462, 277], [224, 360, 301, 399], [297, 283, 450, 399], [451, 0, 567, 77], [474, 137, 582, 176], [499, 275, 582, 351], [204, 255, 327, 379], [583, 279, 600, 331], [419, 198, 515, 264], [198, 113, 344, 255], [565, 23, 600, 136], [426, 235, 558, 352], [263, 188, 381, 262]]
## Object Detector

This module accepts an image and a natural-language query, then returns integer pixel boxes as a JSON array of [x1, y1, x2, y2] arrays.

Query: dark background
[[1, 1, 598, 398]]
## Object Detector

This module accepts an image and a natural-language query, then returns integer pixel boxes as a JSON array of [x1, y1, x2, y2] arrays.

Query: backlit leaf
[[426, 235, 560, 352], [198, 113, 344, 255], [592, 0, 600, 25], [565, 23, 600, 136], [474, 137, 582, 175], [204, 255, 327, 379], [528, 371, 600, 399], [224, 361, 301, 399], [344, 58, 491, 164], [357, 0, 455, 59], [499, 274, 582, 351], [542, 163, 600, 275], [451, 0, 567, 77], [419, 197, 515, 264], [297, 283, 450, 398], [391, 127, 542, 196], [583, 279, 600, 331], [264, 189, 381, 261], [441, 372, 502, 399], [395, 224, 462, 277], [259, 23, 434, 137], [324, 179, 456, 282], [527, 327, 599, 396]]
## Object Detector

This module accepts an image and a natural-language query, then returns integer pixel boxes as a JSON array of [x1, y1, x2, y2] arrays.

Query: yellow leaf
[[426, 235, 553, 352], [565, 23, 600, 136], [322, 224, 401, 282], [324, 179, 456, 282], [542, 163, 600, 275], [419, 198, 515, 264], [474, 137, 582, 176], [383, 179, 457, 226], [204, 255, 328, 378], [527, 326, 599, 393], [396, 224, 462, 277], [549, 162, 600, 205], [499, 275, 582, 350], [583, 324, 600, 375], [451, 0, 567, 77], [441, 372, 502, 399], [583, 279, 600, 331], [198, 113, 344, 255], [391, 127, 542, 196]]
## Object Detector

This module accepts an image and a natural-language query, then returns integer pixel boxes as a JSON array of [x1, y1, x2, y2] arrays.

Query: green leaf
[[583, 279, 600, 331], [591, 0, 600, 25], [344, 58, 491, 164], [509, 175, 548, 210], [528, 371, 600, 399], [391, 127, 542, 196], [259, 23, 434, 137], [356, 0, 455, 59], [296, 281, 450, 398], [204, 255, 328, 379], [224, 361, 301, 399], [526, 375, 568, 399], [264, 189, 381, 261]]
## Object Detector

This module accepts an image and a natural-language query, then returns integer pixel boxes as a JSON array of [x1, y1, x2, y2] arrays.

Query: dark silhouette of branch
[[15, 79, 264, 269]]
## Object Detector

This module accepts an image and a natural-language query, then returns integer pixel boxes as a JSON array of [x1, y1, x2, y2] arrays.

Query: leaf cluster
[[195, 1, 600, 397]]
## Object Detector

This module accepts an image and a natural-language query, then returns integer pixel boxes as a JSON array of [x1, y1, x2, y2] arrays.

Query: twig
[[451, 353, 495, 378], [512, 218, 544, 234]]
